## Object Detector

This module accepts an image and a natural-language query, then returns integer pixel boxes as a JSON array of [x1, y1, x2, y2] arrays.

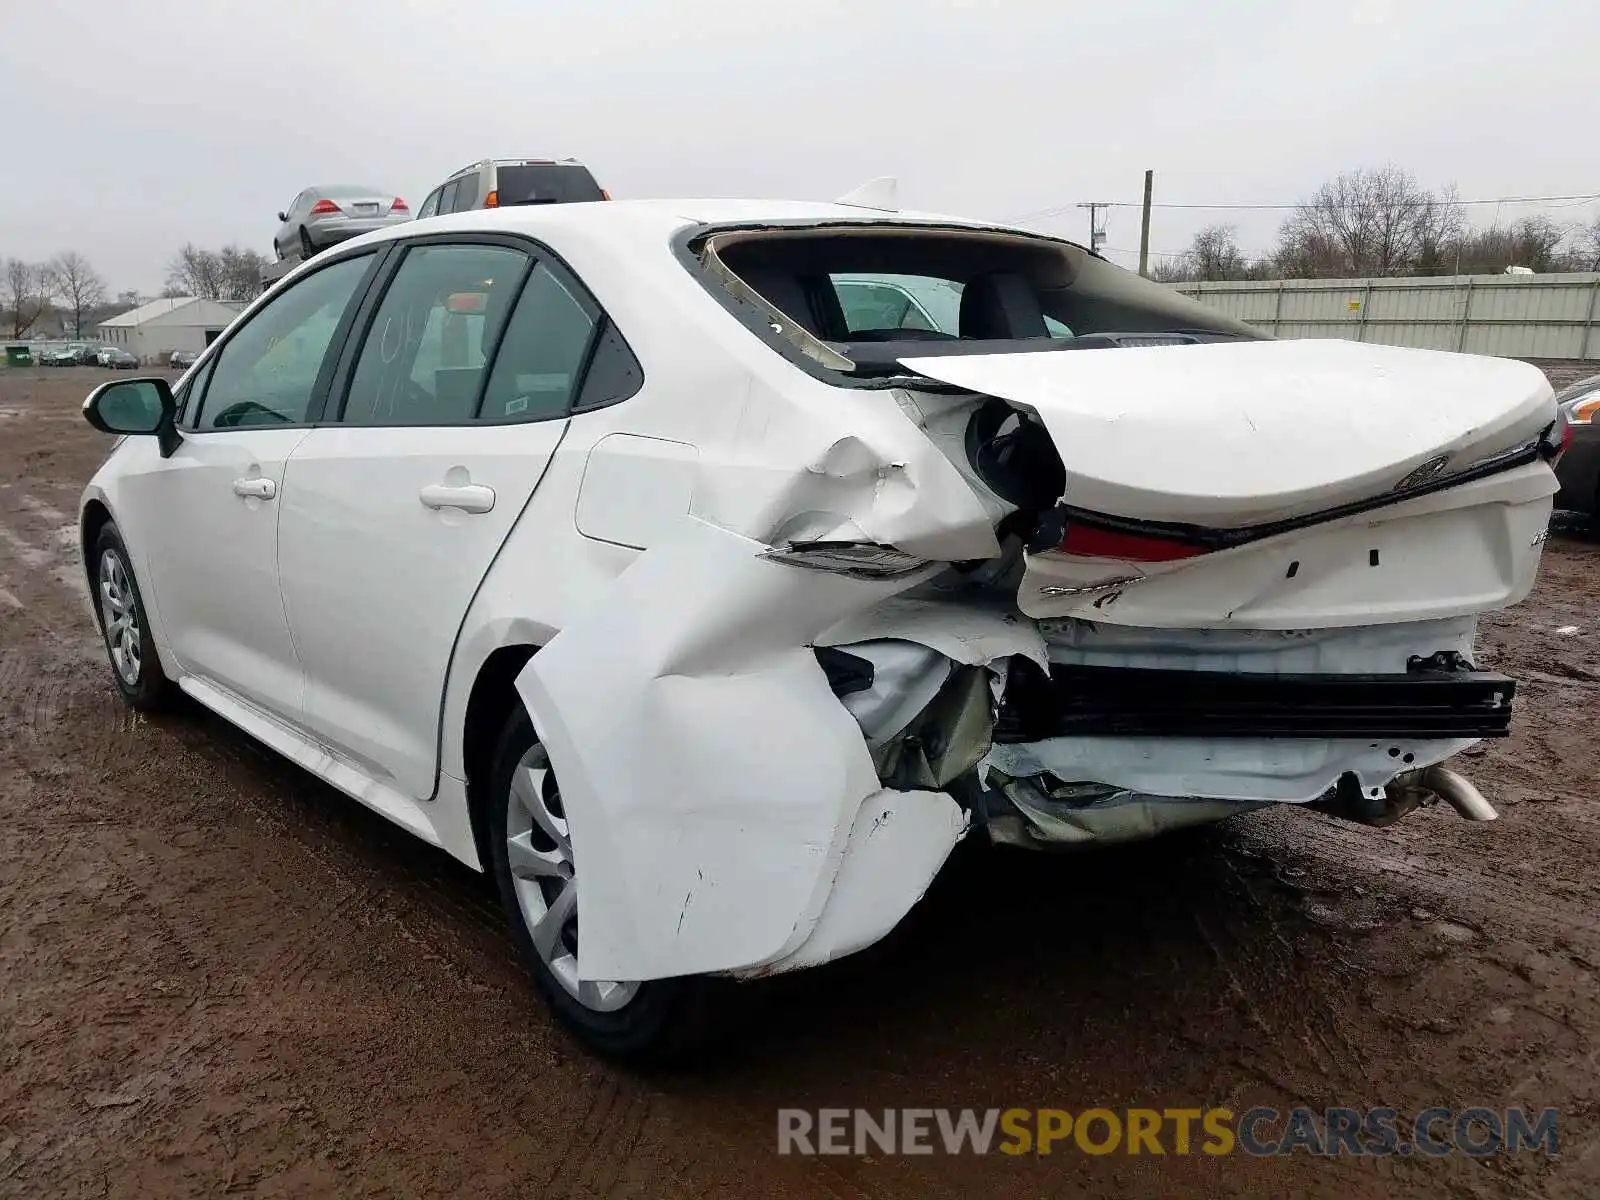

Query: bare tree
[[1450, 216, 1571, 275], [1570, 215, 1600, 271], [166, 243, 269, 302], [1274, 166, 1464, 277], [217, 245, 268, 302], [1184, 224, 1250, 281], [1149, 257, 1194, 284], [46, 251, 107, 338], [2, 258, 50, 339], [165, 243, 227, 301]]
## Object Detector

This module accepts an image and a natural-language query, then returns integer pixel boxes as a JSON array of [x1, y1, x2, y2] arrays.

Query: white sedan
[[77, 198, 1569, 1059]]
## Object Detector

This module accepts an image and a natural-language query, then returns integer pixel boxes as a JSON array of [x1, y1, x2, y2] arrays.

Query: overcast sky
[[2, 0, 1595, 294]]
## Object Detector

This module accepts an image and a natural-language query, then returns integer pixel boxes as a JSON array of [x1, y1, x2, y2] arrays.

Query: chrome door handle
[[419, 483, 495, 514], [232, 477, 276, 500]]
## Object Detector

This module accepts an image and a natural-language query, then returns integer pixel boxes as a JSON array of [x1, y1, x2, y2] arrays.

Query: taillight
[[1059, 524, 1206, 562], [309, 199, 340, 215], [391, 197, 409, 213], [484, 190, 498, 208]]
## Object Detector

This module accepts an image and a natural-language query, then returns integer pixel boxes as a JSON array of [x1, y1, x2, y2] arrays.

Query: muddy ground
[[1, 365, 1597, 1199]]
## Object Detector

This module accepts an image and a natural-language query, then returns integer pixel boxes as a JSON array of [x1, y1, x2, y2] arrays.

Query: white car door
[[276, 238, 617, 798], [131, 252, 378, 719]]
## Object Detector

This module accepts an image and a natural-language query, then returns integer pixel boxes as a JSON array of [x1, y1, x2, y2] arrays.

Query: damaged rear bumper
[[516, 519, 1514, 985], [515, 517, 1042, 985]]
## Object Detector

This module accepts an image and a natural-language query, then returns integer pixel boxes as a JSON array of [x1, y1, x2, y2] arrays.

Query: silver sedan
[[273, 185, 411, 262]]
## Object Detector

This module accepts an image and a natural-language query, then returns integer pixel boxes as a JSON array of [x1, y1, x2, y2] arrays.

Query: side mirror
[[83, 377, 182, 457], [277, 211, 288, 222]]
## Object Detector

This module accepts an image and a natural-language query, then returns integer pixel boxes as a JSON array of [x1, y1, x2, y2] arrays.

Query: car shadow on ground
[[166, 691, 1328, 1093]]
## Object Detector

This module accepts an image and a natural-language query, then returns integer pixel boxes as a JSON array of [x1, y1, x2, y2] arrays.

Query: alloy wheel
[[505, 745, 639, 1013], [98, 550, 141, 686]]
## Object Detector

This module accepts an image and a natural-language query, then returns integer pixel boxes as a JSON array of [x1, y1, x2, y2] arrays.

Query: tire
[[298, 226, 316, 260], [92, 523, 176, 711], [486, 707, 710, 1063]]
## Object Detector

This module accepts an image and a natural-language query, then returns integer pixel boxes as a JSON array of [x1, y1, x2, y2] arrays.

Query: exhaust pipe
[[1416, 764, 1498, 822], [1328, 763, 1501, 827]]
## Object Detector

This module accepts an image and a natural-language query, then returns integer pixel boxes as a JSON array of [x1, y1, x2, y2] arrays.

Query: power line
[[1009, 190, 1600, 222]]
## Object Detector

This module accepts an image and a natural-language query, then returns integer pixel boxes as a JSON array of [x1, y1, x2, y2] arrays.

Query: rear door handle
[[419, 483, 496, 514], [232, 477, 276, 500]]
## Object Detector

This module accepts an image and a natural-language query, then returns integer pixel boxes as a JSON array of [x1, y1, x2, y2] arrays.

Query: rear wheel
[[298, 227, 315, 260], [486, 708, 708, 1062], [93, 523, 176, 711]]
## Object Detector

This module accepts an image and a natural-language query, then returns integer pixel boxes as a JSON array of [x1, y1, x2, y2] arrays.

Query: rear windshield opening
[[697, 225, 1258, 377], [497, 164, 605, 206]]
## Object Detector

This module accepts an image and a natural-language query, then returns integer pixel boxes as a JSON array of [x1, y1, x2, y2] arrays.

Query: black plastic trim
[[995, 659, 1517, 741]]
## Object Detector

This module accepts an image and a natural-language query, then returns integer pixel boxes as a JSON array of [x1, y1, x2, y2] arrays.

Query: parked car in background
[[168, 350, 198, 370], [415, 159, 607, 219], [1552, 373, 1600, 527], [97, 347, 139, 369], [75, 198, 1564, 1061], [273, 186, 410, 262], [45, 344, 104, 366]]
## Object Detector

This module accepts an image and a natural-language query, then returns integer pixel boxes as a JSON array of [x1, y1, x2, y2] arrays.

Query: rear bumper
[[309, 215, 404, 246], [996, 658, 1516, 741]]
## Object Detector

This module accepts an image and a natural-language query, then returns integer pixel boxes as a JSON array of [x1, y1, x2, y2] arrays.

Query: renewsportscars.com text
[[776, 1106, 1559, 1158]]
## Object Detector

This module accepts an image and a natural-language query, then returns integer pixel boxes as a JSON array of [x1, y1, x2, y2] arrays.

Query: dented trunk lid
[[900, 338, 1556, 528]]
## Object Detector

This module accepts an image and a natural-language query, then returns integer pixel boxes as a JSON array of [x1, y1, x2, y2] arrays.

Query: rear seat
[[736, 267, 846, 339], [958, 272, 1051, 339]]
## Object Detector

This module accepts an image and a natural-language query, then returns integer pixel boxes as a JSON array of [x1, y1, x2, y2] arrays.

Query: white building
[[97, 297, 246, 363]]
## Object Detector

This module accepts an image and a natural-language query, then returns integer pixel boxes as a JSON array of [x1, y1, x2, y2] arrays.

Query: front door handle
[[419, 483, 496, 514], [232, 477, 276, 500]]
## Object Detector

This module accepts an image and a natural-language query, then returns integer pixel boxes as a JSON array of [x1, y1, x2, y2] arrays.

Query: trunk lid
[[336, 195, 388, 218], [900, 338, 1555, 528]]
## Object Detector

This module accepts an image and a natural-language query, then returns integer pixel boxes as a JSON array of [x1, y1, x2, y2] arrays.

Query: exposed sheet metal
[[987, 773, 1266, 847]]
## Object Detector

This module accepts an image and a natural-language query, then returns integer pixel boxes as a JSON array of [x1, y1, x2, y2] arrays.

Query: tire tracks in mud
[[3, 367, 1599, 1199]]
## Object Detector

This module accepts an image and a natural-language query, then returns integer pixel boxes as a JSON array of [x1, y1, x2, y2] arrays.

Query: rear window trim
[[672, 219, 1099, 392]]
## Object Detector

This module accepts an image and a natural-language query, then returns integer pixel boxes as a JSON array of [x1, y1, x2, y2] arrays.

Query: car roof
[[352, 197, 1042, 245]]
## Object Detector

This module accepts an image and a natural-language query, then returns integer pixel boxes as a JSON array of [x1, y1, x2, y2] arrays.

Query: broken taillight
[[1058, 524, 1206, 562]]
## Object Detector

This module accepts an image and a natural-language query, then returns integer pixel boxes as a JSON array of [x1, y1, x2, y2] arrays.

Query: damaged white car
[[77, 198, 1570, 1058]]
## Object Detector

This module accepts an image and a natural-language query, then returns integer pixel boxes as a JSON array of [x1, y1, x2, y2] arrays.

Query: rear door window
[[831, 273, 961, 335], [495, 164, 605, 205], [831, 273, 1074, 339], [478, 262, 600, 422], [339, 244, 529, 426], [452, 172, 480, 211]]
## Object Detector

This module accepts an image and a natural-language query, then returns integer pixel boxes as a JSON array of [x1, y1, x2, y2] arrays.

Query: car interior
[[701, 226, 1261, 375]]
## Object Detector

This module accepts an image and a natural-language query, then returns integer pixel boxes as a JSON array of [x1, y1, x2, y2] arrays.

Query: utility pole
[[1076, 202, 1110, 255], [1138, 170, 1154, 278]]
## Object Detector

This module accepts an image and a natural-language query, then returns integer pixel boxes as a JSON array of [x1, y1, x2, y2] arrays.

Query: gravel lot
[[1, 365, 1597, 1199]]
